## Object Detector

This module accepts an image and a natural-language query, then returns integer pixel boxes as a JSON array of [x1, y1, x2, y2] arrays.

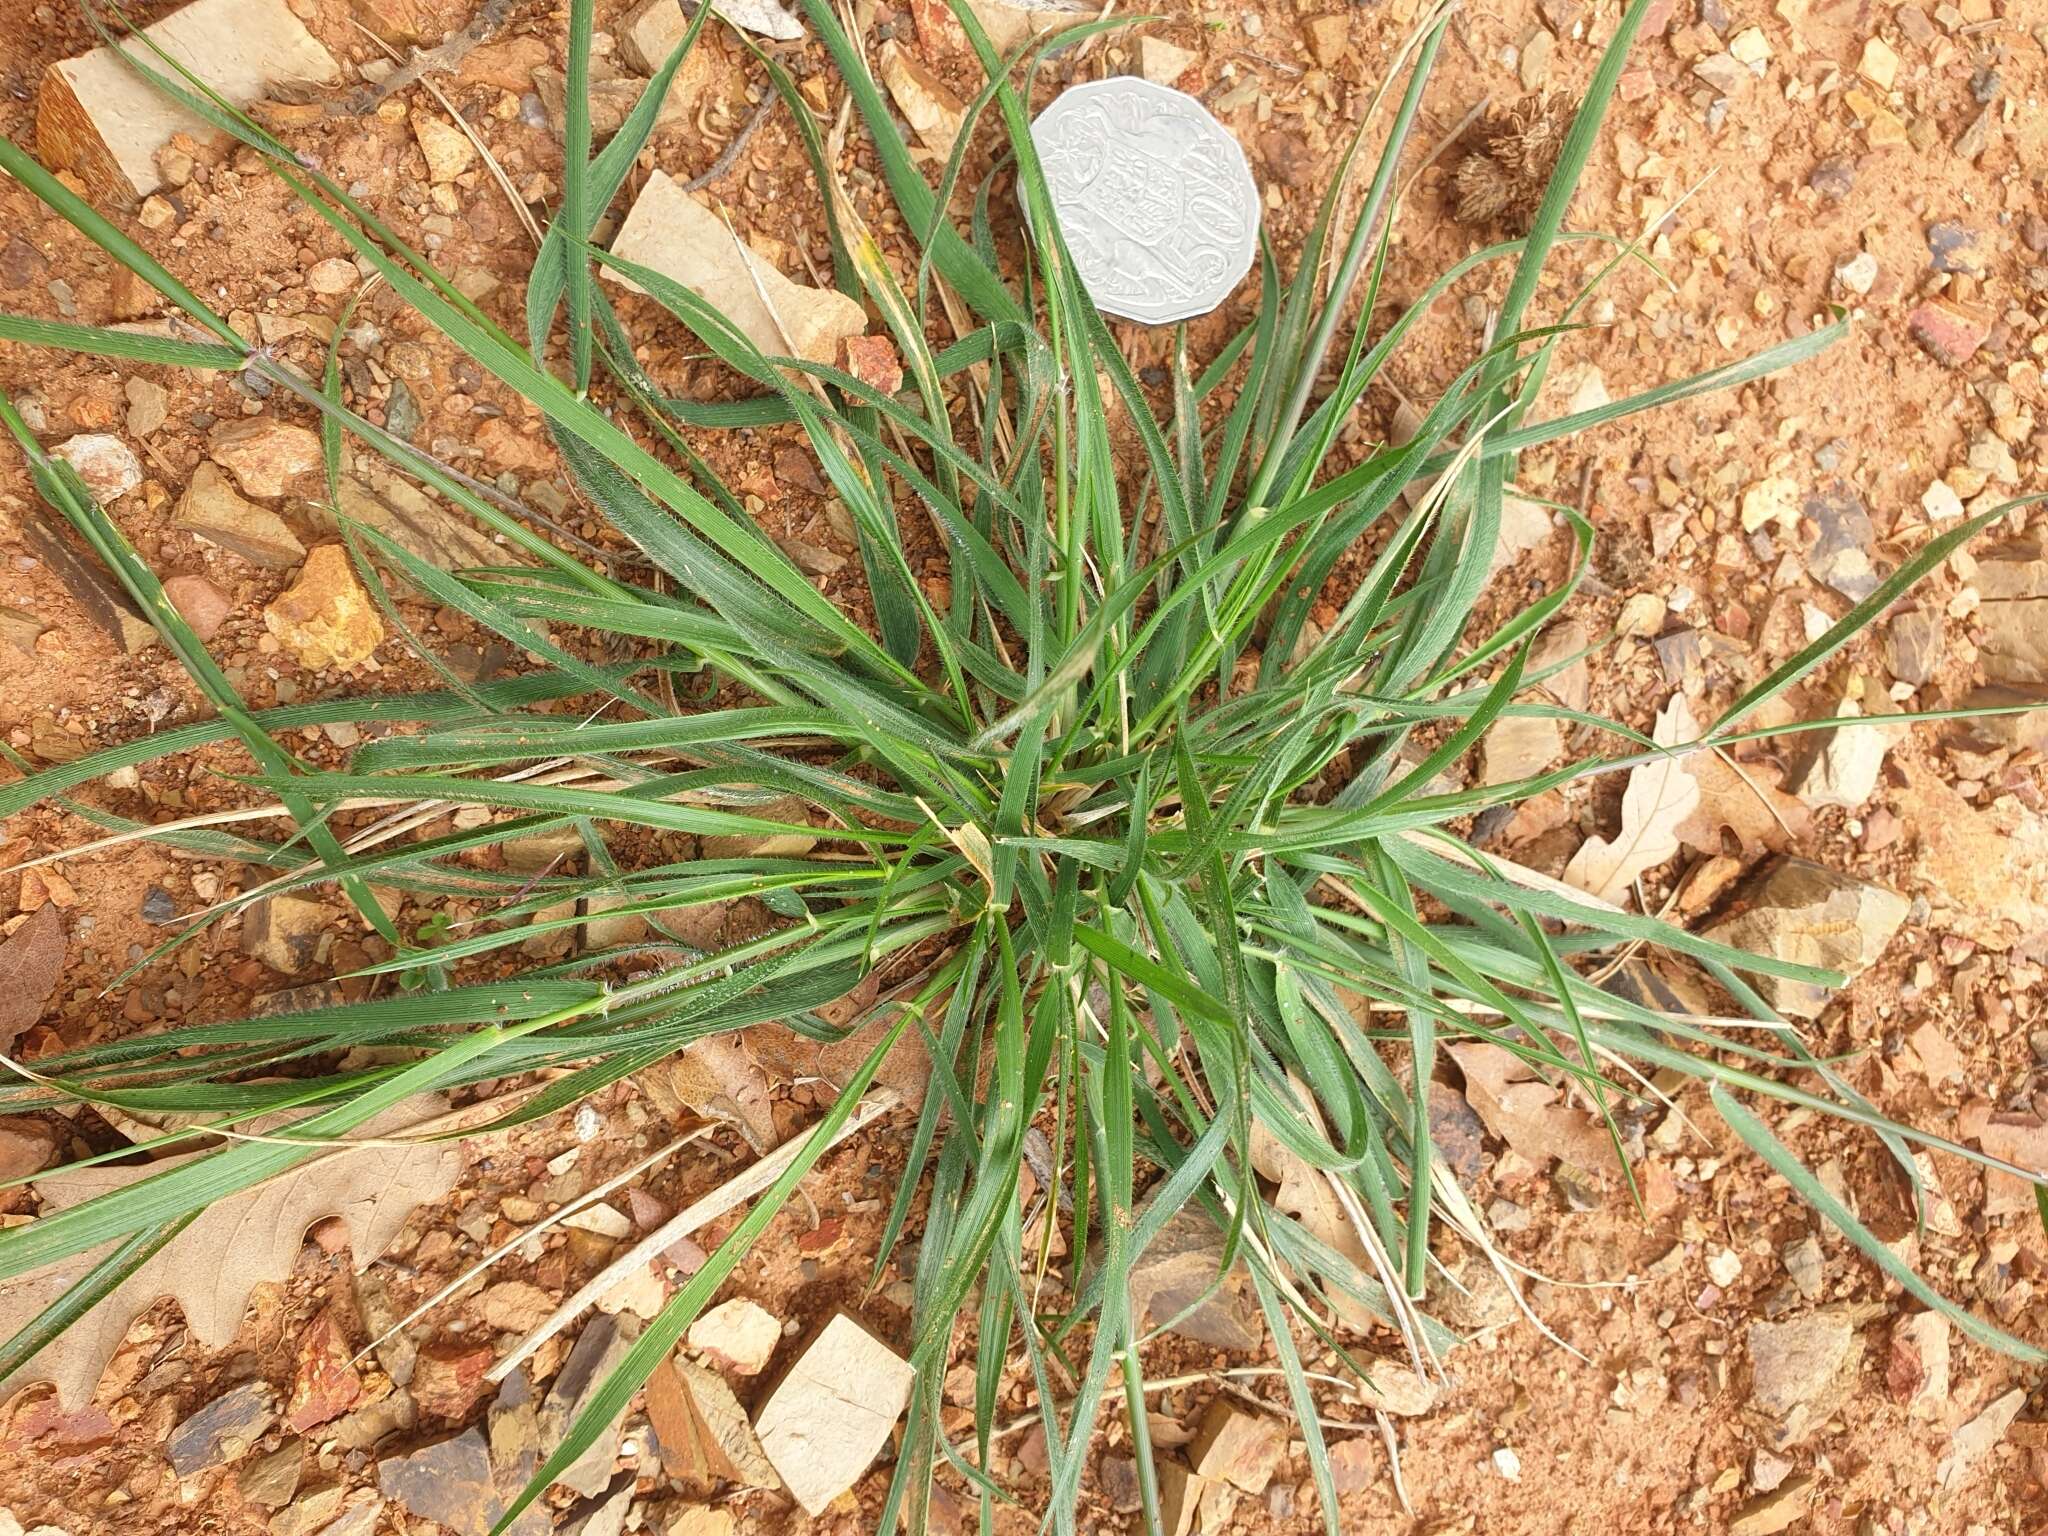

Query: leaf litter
[[0, 905, 64, 1054], [1563, 693, 1701, 904], [0, 1099, 460, 1408]]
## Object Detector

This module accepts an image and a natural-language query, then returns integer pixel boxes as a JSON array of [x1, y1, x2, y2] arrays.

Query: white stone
[[1740, 475, 1800, 533], [1794, 699, 1900, 812], [1137, 36, 1196, 85], [1729, 26, 1772, 65], [964, 0, 1102, 53], [37, 0, 338, 200], [307, 257, 359, 295], [562, 1202, 633, 1239], [53, 433, 142, 503], [686, 1298, 781, 1375], [1563, 364, 1610, 416], [753, 1314, 914, 1515], [1858, 37, 1899, 90], [593, 1263, 668, 1320], [605, 170, 866, 366], [1834, 250, 1878, 296], [1921, 478, 1964, 522]]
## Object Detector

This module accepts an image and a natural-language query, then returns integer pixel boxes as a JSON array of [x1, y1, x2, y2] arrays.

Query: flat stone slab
[[37, 0, 338, 202], [753, 1313, 913, 1516]]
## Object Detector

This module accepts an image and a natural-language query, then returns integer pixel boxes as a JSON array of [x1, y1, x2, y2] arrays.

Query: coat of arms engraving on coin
[[1028, 78, 1261, 326]]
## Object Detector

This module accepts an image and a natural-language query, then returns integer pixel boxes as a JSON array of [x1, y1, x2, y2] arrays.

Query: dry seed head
[[1452, 90, 1578, 233], [1493, 90, 1576, 178], [1454, 155, 1522, 227]]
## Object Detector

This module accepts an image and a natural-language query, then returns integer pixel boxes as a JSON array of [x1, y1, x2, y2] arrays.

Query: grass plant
[[0, 1, 2041, 1532]]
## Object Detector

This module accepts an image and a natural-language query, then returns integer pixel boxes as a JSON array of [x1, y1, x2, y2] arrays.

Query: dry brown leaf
[[1448, 1041, 1619, 1174], [1480, 714, 1562, 786], [1677, 745, 1811, 857], [1564, 694, 1701, 905], [0, 903, 65, 1052], [1249, 1077, 1376, 1331], [2, 1099, 461, 1408], [1529, 620, 1591, 712], [748, 983, 931, 1106], [639, 1036, 778, 1153]]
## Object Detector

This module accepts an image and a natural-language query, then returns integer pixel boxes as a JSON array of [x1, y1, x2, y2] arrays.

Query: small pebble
[[1808, 159, 1855, 200], [1834, 251, 1878, 295], [307, 257, 358, 294]]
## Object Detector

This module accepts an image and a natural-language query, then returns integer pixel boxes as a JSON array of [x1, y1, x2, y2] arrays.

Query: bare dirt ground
[[2, 0, 2046, 1533]]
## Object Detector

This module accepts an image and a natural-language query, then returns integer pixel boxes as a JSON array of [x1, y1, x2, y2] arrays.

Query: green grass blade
[[489, 1012, 913, 1534], [0, 133, 242, 345], [0, 312, 244, 367], [1712, 1084, 2046, 1361]]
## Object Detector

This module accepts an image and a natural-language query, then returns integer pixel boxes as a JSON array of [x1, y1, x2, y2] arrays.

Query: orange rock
[[208, 417, 322, 499], [685, 1298, 780, 1376], [1185, 1398, 1287, 1494], [411, 1339, 496, 1421], [162, 573, 234, 640], [844, 334, 905, 395], [263, 546, 384, 669], [285, 1310, 361, 1433]]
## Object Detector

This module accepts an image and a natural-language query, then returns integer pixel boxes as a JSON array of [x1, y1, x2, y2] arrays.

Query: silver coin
[[1027, 78, 1261, 327]]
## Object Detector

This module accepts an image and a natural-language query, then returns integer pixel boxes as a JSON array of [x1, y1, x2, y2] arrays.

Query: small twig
[[682, 94, 777, 194], [1230, 48, 1304, 79], [351, 1123, 713, 1366], [340, 0, 515, 115], [718, 197, 811, 369], [350, 18, 543, 247], [1397, 97, 1491, 207], [1065, 0, 1120, 69], [1377, 1410, 1413, 1515], [486, 1088, 901, 1381], [1, 1078, 553, 1184]]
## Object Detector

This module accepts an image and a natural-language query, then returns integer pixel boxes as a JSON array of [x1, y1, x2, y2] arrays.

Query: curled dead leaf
[[1676, 746, 1811, 857], [1250, 1076, 1377, 1332], [0, 903, 65, 1052], [1447, 1041, 1620, 1174], [640, 1035, 779, 1153]]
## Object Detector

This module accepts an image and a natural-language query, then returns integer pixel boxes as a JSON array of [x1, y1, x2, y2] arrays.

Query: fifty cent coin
[[1027, 77, 1261, 326]]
